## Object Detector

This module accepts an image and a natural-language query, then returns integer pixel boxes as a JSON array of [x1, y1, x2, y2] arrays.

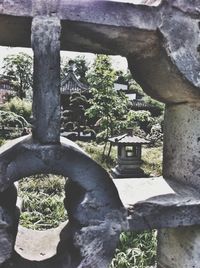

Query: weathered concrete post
[[31, 16, 61, 144], [157, 103, 200, 268]]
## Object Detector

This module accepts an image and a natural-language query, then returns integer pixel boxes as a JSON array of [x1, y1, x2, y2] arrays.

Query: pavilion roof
[[61, 69, 89, 95]]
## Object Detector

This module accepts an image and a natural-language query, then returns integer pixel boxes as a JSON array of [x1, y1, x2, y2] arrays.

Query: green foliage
[[77, 141, 117, 170], [18, 174, 67, 230], [143, 96, 165, 116], [20, 193, 66, 230], [0, 138, 5, 146], [0, 97, 31, 138], [142, 146, 163, 177], [73, 56, 89, 84], [19, 174, 66, 194], [124, 71, 144, 95], [147, 123, 163, 147], [0, 110, 30, 129], [86, 55, 129, 140], [61, 92, 89, 133], [110, 231, 157, 268], [2, 97, 32, 121], [2, 52, 33, 99], [126, 110, 154, 134]]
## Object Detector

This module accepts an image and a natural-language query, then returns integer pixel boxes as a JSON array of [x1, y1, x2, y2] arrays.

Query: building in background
[[61, 61, 89, 109], [0, 79, 15, 104]]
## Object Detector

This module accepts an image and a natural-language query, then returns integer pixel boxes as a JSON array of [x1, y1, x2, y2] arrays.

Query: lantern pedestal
[[111, 165, 146, 178]]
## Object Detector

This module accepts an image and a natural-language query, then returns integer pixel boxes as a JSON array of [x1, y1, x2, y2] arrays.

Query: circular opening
[[15, 174, 68, 261]]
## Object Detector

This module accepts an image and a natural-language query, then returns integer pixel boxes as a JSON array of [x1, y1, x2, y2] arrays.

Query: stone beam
[[0, 0, 159, 55], [0, 0, 199, 104]]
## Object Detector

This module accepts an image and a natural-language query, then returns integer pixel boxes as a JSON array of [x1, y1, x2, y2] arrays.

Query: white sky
[[110, 0, 161, 5], [0, 46, 128, 72]]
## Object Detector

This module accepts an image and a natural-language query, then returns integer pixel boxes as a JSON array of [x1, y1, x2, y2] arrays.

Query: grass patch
[[76, 141, 117, 170], [18, 174, 67, 230], [110, 231, 157, 268], [77, 141, 162, 177], [142, 146, 162, 177]]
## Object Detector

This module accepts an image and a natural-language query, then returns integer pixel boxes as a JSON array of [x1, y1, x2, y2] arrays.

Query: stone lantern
[[108, 129, 149, 178]]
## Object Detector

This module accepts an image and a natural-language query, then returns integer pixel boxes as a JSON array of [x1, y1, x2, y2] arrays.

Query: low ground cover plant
[[18, 174, 67, 230]]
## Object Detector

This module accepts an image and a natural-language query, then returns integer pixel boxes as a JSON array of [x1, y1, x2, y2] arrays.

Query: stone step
[[113, 177, 200, 231]]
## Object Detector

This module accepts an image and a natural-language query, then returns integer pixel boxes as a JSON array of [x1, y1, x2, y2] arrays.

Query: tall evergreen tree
[[86, 55, 128, 156]]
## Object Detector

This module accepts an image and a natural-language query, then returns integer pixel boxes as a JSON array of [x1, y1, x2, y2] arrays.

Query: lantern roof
[[108, 130, 149, 145]]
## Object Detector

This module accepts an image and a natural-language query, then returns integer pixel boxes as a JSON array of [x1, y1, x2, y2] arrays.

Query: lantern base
[[111, 166, 147, 178]]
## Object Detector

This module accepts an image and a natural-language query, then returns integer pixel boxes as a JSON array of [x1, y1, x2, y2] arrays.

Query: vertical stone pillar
[[31, 16, 61, 144], [157, 103, 200, 268], [0, 185, 18, 266]]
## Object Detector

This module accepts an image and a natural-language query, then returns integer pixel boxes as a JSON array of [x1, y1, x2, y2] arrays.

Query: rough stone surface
[[0, 136, 123, 222], [114, 177, 200, 231], [0, 1, 199, 103], [0, 185, 19, 265], [0, 136, 126, 267], [0, 1, 200, 267], [156, 103, 200, 268], [163, 103, 200, 190], [31, 16, 61, 144], [6, 175, 200, 267], [157, 226, 200, 268]]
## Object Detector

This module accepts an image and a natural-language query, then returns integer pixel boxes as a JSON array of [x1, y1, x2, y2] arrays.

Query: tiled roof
[[108, 134, 149, 144], [61, 69, 89, 95]]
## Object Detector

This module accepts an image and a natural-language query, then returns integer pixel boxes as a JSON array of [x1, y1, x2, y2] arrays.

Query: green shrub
[[0, 110, 29, 128], [126, 110, 154, 134], [2, 97, 32, 121], [143, 96, 165, 116], [0, 110, 30, 139], [76, 141, 117, 170], [0, 138, 5, 146]]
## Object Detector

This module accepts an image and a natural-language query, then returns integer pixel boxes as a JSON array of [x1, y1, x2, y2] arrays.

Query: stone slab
[[15, 223, 66, 261], [113, 177, 200, 231]]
